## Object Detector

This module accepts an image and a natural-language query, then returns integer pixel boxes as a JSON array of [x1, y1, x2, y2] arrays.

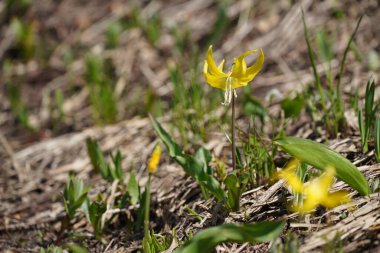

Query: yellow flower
[[277, 159, 304, 193], [294, 166, 351, 213], [203, 45, 264, 105], [147, 145, 161, 174], [278, 164, 351, 213]]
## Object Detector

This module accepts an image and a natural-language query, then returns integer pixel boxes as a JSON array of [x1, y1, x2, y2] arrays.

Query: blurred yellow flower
[[147, 145, 161, 174], [278, 164, 351, 213], [278, 159, 304, 193], [203, 45, 264, 105]]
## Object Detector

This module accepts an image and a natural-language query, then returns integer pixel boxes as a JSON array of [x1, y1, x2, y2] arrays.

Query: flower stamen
[[222, 74, 235, 106]]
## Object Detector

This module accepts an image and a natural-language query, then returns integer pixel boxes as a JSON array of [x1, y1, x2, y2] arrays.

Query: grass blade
[[301, 9, 330, 133], [375, 117, 380, 163], [275, 137, 370, 195], [336, 15, 364, 93], [174, 221, 285, 253]]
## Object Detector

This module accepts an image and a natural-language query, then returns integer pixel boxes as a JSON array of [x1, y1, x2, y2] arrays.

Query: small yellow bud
[[147, 145, 161, 174]]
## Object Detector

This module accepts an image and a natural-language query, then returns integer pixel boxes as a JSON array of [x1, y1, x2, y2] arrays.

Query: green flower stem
[[232, 94, 236, 171], [144, 173, 152, 237]]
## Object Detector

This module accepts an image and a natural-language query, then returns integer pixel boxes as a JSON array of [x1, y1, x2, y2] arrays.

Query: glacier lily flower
[[278, 162, 351, 213], [203, 45, 264, 105]]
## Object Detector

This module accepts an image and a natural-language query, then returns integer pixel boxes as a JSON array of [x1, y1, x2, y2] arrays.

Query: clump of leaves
[[270, 232, 299, 253], [63, 176, 90, 221], [10, 17, 36, 60], [39, 245, 63, 253], [84, 54, 118, 124], [241, 127, 277, 187], [85, 195, 107, 241], [151, 116, 266, 211], [224, 172, 249, 211], [142, 230, 176, 253], [144, 12, 161, 45], [105, 20, 124, 49], [358, 79, 378, 153], [151, 116, 226, 202], [5, 81, 31, 130], [86, 138, 124, 182], [86, 138, 142, 235], [60, 175, 90, 242]]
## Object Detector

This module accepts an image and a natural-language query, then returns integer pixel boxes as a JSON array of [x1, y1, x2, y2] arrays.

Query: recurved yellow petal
[[205, 46, 228, 78], [231, 49, 264, 83], [147, 145, 161, 174], [278, 159, 304, 193], [231, 50, 257, 78], [246, 49, 264, 77], [204, 62, 227, 89], [321, 191, 351, 208]]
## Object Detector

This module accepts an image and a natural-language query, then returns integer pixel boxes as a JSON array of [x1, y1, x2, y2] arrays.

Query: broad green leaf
[[127, 170, 139, 205], [65, 244, 89, 253], [224, 174, 240, 211], [275, 137, 370, 195], [195, 147, 212, 175], [174, 221, 285, 253], [224, 172, 249, 211], [150, 116, 226, 201]]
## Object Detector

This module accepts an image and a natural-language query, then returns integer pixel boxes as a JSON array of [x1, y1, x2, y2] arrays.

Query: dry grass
[[1, 0, 380, 252]]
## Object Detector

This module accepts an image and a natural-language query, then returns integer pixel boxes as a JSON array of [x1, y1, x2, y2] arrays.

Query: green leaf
[[136, 187, 148, 229], [86, 138, 100, 173], [63, 176, 90, 220], [65, 244, 89, 253], [375, 117, 380, 163], [243, 95, 266, 125], [174, 221, 285, 253], [275, 137, 370, 195], [224, 174, 240, 211], [364, 79, 375, 130], [97, 149, 110, 181], [281, 95, 304, 119], [112, 150, 124, 180], [150, 116, 226, 201], [194, 147, 212, 175], [315, 28, 333, 62], [127, 170, 140, 205], [88, 200, 106, 237], [337, 15, 363, 91]]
